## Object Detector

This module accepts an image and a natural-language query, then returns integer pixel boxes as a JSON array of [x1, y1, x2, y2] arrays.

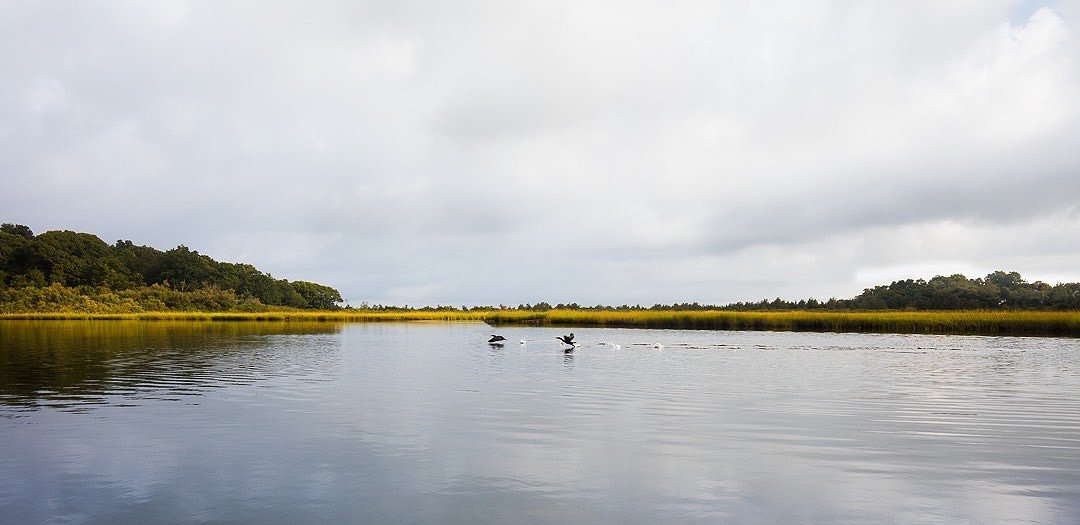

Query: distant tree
[[291, 280, 343, 310], [0, 230, 34, 288], [156, 245, 218, 291], [113, 240, 164, 286], [0, 225, 346, 311], [1048, 283, 1080, 309], [34, 230, 134, 288], [986, 270, 1025, 291], [0, 223, 33, 238]]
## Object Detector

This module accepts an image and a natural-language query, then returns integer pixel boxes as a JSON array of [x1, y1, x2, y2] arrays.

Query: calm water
[[2, 321, 1079, 524]]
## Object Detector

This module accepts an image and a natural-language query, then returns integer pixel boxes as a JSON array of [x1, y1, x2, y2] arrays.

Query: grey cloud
[[2, 1, 1079, 305]]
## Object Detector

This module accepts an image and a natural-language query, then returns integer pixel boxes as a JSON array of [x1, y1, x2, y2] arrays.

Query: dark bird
[[556, 333, 575, 346], [488, 335, 507, 344]]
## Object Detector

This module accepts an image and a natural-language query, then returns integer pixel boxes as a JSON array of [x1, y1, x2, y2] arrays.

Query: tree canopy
[[3, 223, 1078, 314], [709, 271, 1080, 311], [0, 223, 342, 311]]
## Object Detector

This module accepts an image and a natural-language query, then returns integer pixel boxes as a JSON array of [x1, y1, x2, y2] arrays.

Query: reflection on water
[[1, 322, 1079, 524], [0, 321, 342, 412]]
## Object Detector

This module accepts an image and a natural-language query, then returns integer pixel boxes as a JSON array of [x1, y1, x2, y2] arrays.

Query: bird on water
[[488, 335, 506, 344], [557, 333, 576, 346]]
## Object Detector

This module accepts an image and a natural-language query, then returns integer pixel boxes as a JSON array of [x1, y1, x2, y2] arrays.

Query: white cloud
[[1, 1, 1077, 305]]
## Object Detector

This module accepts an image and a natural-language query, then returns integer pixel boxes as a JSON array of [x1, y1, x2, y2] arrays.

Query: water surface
[[2, 321, 1079, 524]]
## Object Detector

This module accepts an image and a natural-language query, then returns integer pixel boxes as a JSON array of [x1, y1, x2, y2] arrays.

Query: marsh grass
[[2, 309, 1078, 336], [0, 311, 494, 323], [553, 309, 1080, 336]]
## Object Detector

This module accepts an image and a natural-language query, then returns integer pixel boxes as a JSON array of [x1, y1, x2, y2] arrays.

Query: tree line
[[4, 223, 1078, 313], [717, 271, 1080, 311], [0, 223, 342, 312], [352, 272, 1080, 312]]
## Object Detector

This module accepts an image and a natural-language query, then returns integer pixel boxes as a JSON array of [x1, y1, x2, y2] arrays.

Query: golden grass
[[514, 309, 1080, 336], [0, 310, 493, 322], [1, 309, 1078, 336]]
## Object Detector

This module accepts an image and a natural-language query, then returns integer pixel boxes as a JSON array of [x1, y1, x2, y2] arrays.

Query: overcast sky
[[3, 1, 1078, 306]]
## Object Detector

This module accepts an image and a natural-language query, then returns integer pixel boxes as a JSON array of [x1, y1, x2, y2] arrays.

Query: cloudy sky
[[3, 1, 1078, 306]]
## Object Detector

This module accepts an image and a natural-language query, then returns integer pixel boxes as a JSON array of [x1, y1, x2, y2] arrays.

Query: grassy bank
[[0, 310, 494, 322], [2, 309, 1079, 337], [485, 309, 1080, 336]]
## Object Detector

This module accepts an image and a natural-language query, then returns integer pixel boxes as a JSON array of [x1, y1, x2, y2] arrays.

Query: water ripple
[[3, 323, 1080, 523]]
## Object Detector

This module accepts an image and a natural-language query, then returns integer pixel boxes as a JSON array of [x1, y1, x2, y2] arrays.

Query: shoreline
[[1, 309, 1078, 337]]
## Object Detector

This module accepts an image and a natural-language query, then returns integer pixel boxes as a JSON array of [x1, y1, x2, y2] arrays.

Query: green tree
[[0, 223, 33, 238], [155, 245, 218, 291], [291, 280, 343, 310], [113, 240, 165, 286], [34, 230, 134, 288], [0, 230, 33, 288]]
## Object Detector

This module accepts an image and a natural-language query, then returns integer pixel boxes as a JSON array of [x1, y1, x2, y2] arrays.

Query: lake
[[2, 321, 1079, 524]]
